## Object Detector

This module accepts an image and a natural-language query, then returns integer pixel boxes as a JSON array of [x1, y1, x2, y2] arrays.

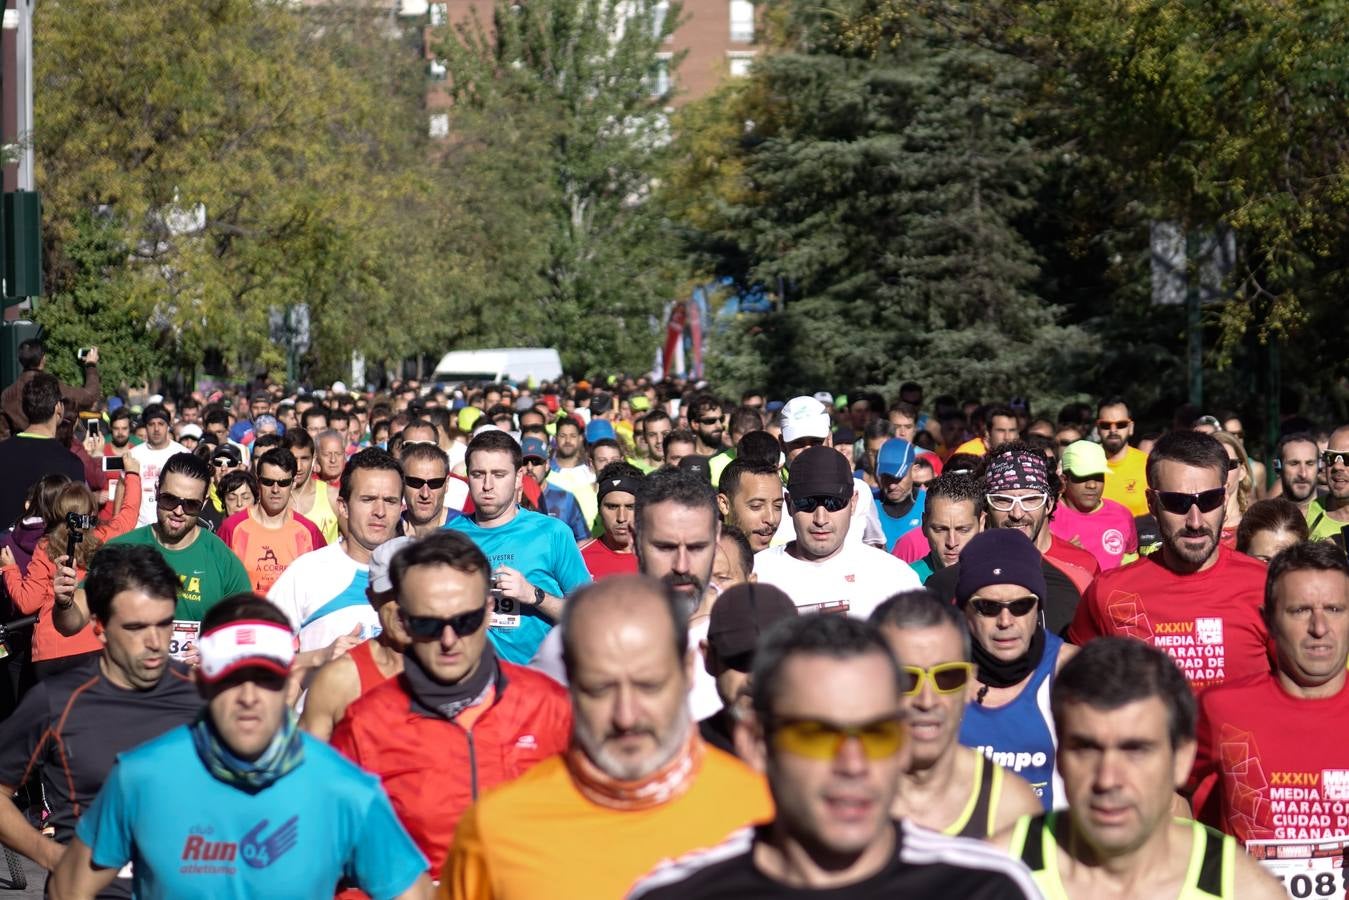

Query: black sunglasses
[[970, 596, 1038, 618], [400, 607, 487, 640], [1323, 451, 1349, 469], [697, 416, 722, 426], [156, 492, 206, 516], [1152, 487, 1226, 515], [791, 495, 849, 514], [258, 476, 293, 488], [405, 475, 449, 490]]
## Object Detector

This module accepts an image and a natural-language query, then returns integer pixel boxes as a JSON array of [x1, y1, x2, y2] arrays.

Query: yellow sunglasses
[[771, 715, 906, 761], [901, 662, 975, 696]]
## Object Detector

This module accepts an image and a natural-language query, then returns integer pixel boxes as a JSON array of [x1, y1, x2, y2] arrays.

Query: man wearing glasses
[[399, 441, 456, 537], [1069, 431, 1270, 693], [332, 531, 570, 882], [217, 447, 325, 593], [628, 614, 1040, 899], [871, 591, 1042, 838], [1308, 425, 1349, 546], [53, 453, 252, 658], [752, 446, 920, 619], [925, 443, 1096, 635], [1095, 396, 1150, 517], [954, 530, 1078, 810]]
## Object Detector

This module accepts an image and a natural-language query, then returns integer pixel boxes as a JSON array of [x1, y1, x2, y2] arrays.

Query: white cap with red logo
[[198, 620, 296, 683]]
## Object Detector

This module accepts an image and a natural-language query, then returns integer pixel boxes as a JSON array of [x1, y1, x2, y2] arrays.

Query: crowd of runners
[[0, 337, 1344, 898]]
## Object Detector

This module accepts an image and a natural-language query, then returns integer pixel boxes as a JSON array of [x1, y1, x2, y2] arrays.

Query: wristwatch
[[533, 586, 545, 607]]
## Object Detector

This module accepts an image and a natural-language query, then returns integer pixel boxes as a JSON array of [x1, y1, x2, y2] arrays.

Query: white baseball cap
[[779, 396, 831, 444], [369, 536, 413, 594]]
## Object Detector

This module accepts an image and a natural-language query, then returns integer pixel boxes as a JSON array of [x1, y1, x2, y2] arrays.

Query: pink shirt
[[1049, 498, 1137, 570]]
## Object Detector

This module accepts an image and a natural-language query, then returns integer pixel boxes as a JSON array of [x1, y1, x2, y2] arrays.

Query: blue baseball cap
[[876, 438, 916, 479], [520, 436, 549, 461], [585, 420, 616, 443]]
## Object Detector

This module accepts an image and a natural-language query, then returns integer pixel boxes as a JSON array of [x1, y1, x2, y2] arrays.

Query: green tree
[[36, 213, 166, 391], [34, 0, 450, 385], [671, 5, 1093, 402], [437, 0, 685, 374], [844, 0, 1349, 420]]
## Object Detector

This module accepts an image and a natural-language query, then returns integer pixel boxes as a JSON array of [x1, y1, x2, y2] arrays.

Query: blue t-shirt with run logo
[[77, 726, 426, 900]]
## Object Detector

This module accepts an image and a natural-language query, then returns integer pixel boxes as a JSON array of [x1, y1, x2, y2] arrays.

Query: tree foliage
[[35, 0, 449, 385], [436, 0, 685, 375], [670, 3, 1093, 402]]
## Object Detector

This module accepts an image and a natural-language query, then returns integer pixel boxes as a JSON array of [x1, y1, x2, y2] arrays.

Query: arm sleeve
[[560, 495, 588, 543], [75, 759, 134, 871], [348, 787, 427, 900], [0, 683, 50, 788], [99, 473, 141, 539], [439, 804, 491, 900], [61, 372, 100, 415], [553, 527, 592, 595], [1065, 580, 1101, 645], [5, 544, 55, 615], [297, 513, 327, 549]]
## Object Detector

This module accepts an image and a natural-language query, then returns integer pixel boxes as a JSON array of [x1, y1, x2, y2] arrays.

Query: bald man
[[439, 576, 771, 900]]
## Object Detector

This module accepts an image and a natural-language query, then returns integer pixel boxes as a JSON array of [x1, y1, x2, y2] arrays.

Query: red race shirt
[[1045, 533, 1100, 596], [579, 537, 639, 580], [1068, 545, 1270, 692], [1190, 672, 1349, 845]]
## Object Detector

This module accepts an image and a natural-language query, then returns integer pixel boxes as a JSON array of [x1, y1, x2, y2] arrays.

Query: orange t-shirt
[[217, 509, 324, 594], [440, 745, 772, 900]]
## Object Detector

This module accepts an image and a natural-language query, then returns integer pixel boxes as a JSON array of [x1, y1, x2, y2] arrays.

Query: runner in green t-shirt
[[52, 453, 252, 655], [108, 524, 250, 620]]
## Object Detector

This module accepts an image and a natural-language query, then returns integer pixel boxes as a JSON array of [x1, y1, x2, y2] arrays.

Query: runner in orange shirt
[[217, 447, 324, 593]]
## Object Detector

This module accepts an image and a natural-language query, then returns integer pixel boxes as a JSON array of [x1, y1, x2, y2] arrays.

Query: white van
[[431, 348, 563, 386]]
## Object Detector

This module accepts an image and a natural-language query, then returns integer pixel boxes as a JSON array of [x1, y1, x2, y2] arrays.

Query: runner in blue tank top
[[51, 593, 430, 900], [953, 530, 1078, 809]]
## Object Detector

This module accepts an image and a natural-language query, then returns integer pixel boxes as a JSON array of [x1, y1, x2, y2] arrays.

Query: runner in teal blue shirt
[[53, 595, 429, 900], [445, 431, 591, 664]]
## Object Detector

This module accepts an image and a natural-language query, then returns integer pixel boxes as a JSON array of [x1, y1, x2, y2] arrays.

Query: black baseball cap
[[708, 583, 798, 666], [787, 445, 853, 501]]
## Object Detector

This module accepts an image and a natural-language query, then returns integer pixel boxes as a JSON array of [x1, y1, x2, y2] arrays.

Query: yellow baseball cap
[[1061, 440, 1108, 478]]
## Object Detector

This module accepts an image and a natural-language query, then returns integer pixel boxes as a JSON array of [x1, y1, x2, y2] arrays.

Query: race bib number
[[170, 620, 200, 661], [1248, 836, 1347, 899], [490, 594, 520, 630]]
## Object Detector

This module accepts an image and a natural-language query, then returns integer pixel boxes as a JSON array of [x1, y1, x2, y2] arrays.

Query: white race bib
[[1248, 836, 1347, 899], [170, 620, 200, 661]]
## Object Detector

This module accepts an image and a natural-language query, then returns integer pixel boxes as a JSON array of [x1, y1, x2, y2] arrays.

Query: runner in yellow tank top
[[871, 592, 1042, 837], [990, 638, 1283, 900]]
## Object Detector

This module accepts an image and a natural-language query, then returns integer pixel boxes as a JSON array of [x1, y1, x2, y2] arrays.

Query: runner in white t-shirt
[[770, 396, 885, 548], [755, 445, 920, 619], [268, 449, 404, 654], [127, 403, 186, 527]]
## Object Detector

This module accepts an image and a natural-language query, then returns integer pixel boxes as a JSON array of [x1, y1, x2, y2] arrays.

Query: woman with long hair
[[0, 456, 142, 679], [1213, 431, 1253, 549]]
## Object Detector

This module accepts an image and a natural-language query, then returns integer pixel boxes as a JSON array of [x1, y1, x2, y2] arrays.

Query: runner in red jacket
[[331, 531, 571, 876]]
